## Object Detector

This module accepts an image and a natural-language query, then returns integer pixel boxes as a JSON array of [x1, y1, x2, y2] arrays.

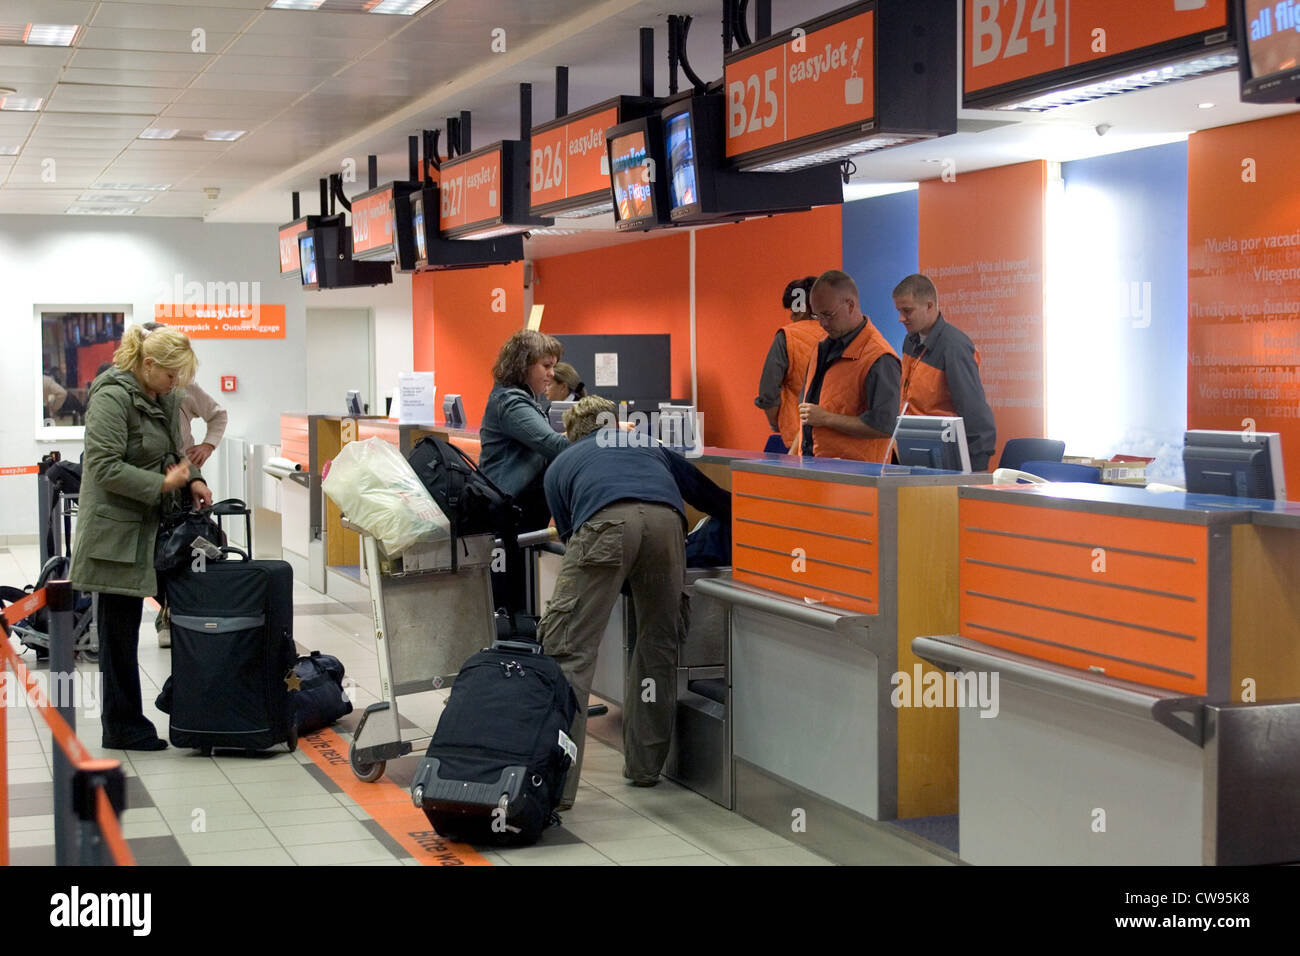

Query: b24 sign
[[965, 0, 1228, 95]]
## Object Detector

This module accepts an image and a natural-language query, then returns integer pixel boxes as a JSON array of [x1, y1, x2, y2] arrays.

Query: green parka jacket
[[69, 367, 201, 598]]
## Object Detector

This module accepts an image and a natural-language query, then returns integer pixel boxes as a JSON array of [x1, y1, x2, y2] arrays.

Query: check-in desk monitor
[[442, 394, 466, 427], [893, 415, 971, 473], [1183, 429, 1285, 500]]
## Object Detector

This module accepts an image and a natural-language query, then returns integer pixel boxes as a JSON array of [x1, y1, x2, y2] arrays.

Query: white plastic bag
[[321, 437, 450, 554]]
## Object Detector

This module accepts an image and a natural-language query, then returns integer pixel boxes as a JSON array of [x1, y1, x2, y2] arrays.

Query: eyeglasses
[[810, 299, 848, 323]]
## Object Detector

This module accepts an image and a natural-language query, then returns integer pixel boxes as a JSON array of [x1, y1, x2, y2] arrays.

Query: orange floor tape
[[298, 726, 491, 866]]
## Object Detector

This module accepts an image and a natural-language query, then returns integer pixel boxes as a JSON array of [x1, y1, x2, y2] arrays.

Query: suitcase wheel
[[350, 744, 385, 783], [286, 720, 298, 754], [199, 745, 213, 757]]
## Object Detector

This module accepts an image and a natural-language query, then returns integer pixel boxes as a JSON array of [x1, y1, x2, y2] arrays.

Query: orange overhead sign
[[530, 106, 618, 211], [439, 147, 502, 233], [278, 221, 308, 275], [964, 0, 1229, 95], [0, 465, 39, 477], [153, 304, 286, 339], [351, 186, 395, 257], [725, 5, 876, 158]]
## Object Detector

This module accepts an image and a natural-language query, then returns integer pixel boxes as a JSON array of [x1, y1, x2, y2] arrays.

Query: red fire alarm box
[[221, 376, 237, 392]]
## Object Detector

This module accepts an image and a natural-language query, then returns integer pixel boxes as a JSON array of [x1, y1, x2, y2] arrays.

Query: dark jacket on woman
[[69, 367, 199, 598], [478, 384, 569, 497]]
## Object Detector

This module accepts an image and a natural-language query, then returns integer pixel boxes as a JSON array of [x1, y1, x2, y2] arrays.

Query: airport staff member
[[795, 270, 902, 462], [755, 276, 825, 451], [893, 274, 996, 471], [540, 396, 730, 810]]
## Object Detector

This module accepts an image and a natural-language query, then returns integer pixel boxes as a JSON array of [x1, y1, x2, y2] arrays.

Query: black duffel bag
[[289, 651, 353, 735]]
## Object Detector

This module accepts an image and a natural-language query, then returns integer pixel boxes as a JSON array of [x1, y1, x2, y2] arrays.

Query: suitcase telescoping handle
[[211, 498, 252, 553], [491, 639, 542, 655]]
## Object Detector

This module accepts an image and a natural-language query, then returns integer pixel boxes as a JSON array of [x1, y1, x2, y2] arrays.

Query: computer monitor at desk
[[1183, 430, 1286, 500], [893, 415, 972, 474]]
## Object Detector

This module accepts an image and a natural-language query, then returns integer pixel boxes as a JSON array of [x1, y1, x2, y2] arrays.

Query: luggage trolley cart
[[345, 516, 498, 783]]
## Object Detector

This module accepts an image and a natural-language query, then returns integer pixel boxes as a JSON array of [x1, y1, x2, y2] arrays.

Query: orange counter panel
[[959, 498, 1209, 695], [732, 470, 878, 612], [280, 415, 309, 469]]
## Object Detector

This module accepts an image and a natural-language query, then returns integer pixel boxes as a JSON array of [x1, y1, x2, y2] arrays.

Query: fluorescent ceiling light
[[66, 204, 138, 216], [202, 129, 246, 141], [0, 145, 19, 156], [997, 53, 1238, 112], [0, 96, 43, 111], [368, 0, 436, 13], [93, 182, 170, 191], [79, 191, 156, 203], [24, 24, 78, 46], [139, 128, 179, 140], [1198, 102, 1215, 109], [267, 0, 328, 9], [742, 134, 930, 173]]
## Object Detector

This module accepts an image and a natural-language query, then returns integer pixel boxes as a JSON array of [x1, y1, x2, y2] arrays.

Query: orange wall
[[1188, 113, 1300, 492], [919, 161, 1046, 467], [534, 233, 692, 401], [412, 261, 525, 425], [696, 206, 842, 450]]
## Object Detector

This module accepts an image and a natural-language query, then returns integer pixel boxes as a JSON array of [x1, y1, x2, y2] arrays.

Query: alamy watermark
[[593, 408, 703, 457], [890, 664, 999, 718]]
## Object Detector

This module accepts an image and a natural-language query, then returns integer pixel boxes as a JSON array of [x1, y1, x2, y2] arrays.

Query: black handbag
[[155, 507, 226, 572]]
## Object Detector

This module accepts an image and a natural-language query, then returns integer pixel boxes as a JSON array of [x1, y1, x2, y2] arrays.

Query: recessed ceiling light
[[66, 204, 138, 216], [79, 191, 156, 204], [24, 24, 79, 46], [1198, 102, 1215, 109], [0, 145, 19, 156], [0, 96, 43, 111], [93, 182, 170, 191], [139, 128, 179, 140], [369, 0, 436, 13], [267, 0, 328, 9], [202, 129, 246, 142]]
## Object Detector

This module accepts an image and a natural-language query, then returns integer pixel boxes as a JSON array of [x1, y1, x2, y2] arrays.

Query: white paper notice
[[594, 352, 618, 387], [397, 372, 436, 424]]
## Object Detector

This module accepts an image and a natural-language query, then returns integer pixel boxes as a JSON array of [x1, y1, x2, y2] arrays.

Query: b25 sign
[[725, 7, 875, 159], [964, 0, 1228, 95]]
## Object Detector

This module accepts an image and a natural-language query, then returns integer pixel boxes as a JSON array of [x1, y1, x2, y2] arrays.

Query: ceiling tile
[[49, 84, 178, 106], [1, 1, 96, 23], [204, 54, 349, 78], [161, 101, 283, 120], [188, 71, 323, 93], [0, 46, 75, 68], [38, 111, 155, 129], [70, 49, 212, 72], [90, 4, 259, 32], [171, 87, 298, 108], [78, 26, 236, 54], [225, 32, 355, 59]]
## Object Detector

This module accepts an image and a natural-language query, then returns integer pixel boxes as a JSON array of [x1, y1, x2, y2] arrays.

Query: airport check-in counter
[[695, 457, 991, 849], [913, 483, 1300, 866]]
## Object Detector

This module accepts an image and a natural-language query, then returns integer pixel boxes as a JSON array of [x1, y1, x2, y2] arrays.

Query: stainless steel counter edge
[[958, 484, 1258, 527], [1247, 509, 1300, 531], [693, 576, 887, 653], [732, 459, 993, 488], [912, 635, 1207, 746]]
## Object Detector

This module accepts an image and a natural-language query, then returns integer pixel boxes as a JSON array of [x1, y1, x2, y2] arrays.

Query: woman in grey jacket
[[479, 330, 570, 610]]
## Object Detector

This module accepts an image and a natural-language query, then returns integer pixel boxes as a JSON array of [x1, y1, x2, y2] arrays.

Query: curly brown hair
[[492, 330, 564, 387]]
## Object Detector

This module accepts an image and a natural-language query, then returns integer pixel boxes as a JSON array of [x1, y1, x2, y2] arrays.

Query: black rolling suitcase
[[411, 639, 578, 846], [164, 502, 297, 754]]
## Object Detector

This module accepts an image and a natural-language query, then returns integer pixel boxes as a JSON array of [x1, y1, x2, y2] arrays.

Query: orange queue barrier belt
[[1, 587, 135, 867]]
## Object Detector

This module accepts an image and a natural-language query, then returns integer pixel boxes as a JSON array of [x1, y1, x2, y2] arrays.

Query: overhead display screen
[[665, 112, 697, 211], [1244, 0, 1300, 77], [609, 130, 654, 222]]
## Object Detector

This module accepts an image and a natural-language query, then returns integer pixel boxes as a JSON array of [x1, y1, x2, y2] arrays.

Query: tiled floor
[[2, 543, 837, 866]]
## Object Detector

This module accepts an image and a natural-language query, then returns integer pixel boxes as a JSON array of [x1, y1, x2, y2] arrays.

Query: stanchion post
[[1, 660, 8, 867], [48, 580, 78, 866], [73, 764, 126, 867]]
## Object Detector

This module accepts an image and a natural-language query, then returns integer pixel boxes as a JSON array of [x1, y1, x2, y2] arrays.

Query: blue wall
[[841, 188, 919, 354], [1052, 142, 1188, 481]]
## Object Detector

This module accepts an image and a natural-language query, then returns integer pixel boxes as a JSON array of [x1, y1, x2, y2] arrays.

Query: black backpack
[[410, 640, 578, 846], [289, 651, 353, 735], [407, 437, 519, 569]]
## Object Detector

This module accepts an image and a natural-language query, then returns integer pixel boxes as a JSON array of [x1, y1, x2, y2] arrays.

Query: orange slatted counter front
[[713, 457, 989, 844]]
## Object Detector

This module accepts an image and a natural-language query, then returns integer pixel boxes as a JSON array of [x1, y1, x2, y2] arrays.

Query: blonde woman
[[545, 362, 586, 403], [70, 325, 212, 751]]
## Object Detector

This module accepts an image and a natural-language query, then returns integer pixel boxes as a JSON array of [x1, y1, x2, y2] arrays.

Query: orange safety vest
[[901, 345, 981, 417], [776, 320, 828, 448], [796, 320, 899, 462]]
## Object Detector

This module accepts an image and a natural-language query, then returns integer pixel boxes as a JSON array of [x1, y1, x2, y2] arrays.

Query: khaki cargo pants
[[539, 500, 687, 806]]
